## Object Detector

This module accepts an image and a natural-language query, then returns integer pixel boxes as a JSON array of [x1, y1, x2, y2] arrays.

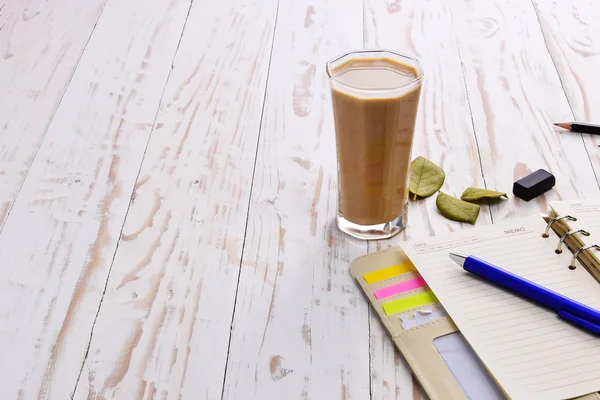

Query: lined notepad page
[[551, 199, 600, 239], [401, 216, 600, 400]]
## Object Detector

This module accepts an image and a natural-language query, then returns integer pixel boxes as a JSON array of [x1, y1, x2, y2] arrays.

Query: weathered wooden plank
[[450, 0, 600, 219], [532, 0, 600, 184], [0, 0, 106, 227], [221, 0, 369, 398], [363, 0, 491, 398], [72, 0, 280, 398], [0, 0, 193, 398]]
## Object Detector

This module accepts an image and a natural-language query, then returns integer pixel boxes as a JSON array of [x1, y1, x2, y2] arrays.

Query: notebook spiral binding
[[556, 229, 590, 254], [571, 245, 600, 269], [543, 213, 600, 269], [543, 215, 577, 238]]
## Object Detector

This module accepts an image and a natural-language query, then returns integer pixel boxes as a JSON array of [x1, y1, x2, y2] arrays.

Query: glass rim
[[326, 48, 424, 92]]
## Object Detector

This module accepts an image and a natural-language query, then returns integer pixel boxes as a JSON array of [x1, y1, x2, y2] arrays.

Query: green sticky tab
[[382, 291, 438, 315]]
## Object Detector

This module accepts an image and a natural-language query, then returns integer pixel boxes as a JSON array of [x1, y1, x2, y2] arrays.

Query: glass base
[[337, 213, 406, 240]]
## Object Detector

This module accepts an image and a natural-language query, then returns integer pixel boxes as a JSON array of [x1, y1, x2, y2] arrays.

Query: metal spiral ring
[[543, 215, 577, 238], [570, 244, 600, 270], [556, 229, 590, 254]]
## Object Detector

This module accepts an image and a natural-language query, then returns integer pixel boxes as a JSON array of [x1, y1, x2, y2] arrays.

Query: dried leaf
[[461, 187, 508, 202], [436, 191, 480, 224], [409, 156, 445, 198]]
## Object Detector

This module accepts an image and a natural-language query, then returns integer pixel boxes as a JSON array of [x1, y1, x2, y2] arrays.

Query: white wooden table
[[1, 0, 600, 398]]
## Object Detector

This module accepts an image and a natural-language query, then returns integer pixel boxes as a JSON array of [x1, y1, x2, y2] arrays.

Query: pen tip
[[449, 253, 467, 268]]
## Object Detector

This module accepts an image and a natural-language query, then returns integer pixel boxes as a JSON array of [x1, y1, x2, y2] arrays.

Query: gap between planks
[[219, 0, 282, 398], [446, 1, 492, 222], [358, 2, 375, 399], [69, 0, 197, 396]]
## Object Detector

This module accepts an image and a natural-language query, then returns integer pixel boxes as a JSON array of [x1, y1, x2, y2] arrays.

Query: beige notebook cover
[[351, 200, 600, 400]]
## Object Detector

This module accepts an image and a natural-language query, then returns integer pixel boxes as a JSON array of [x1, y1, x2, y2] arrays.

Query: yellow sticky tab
[[363, 262, 415, 284], [382, 291, 438, 315]]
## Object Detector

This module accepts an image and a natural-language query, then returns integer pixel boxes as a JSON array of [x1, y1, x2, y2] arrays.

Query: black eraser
[[513, 169, 556, 201]]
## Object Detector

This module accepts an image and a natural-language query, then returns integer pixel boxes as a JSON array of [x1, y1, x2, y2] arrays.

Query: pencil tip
[[554, 122, 571, 130]]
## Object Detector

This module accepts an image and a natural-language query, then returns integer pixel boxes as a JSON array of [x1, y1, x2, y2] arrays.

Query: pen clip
[[558, 310, 600, 335]]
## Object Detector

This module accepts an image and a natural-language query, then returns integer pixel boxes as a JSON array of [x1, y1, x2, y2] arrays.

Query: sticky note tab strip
[[382, 291, 438, 315], [374, 276, 427, 299], [363, 262, 415, 284]]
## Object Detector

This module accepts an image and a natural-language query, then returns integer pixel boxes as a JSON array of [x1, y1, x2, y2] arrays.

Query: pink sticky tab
[[374, 277, 427, 300]]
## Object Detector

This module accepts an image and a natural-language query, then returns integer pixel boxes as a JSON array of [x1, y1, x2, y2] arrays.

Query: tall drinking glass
[[327, 50, 423, 240]]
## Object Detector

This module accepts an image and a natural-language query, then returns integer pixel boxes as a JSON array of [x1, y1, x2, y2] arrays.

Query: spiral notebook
[[351, 199, 600, 400]]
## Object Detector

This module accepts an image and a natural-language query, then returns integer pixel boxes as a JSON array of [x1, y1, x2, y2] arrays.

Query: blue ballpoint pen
[[449, 253, 600, 335]]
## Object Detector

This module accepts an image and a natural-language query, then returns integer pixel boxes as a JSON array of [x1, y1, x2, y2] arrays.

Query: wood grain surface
[[74, 0, 279, 398], [1, 0, 600, 398], [450, 0, 600, 219], [532, 0, 600, 181], [222, 0, 369, 398], [0, 0, 193, 397], [0, 0, 106, 227]]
